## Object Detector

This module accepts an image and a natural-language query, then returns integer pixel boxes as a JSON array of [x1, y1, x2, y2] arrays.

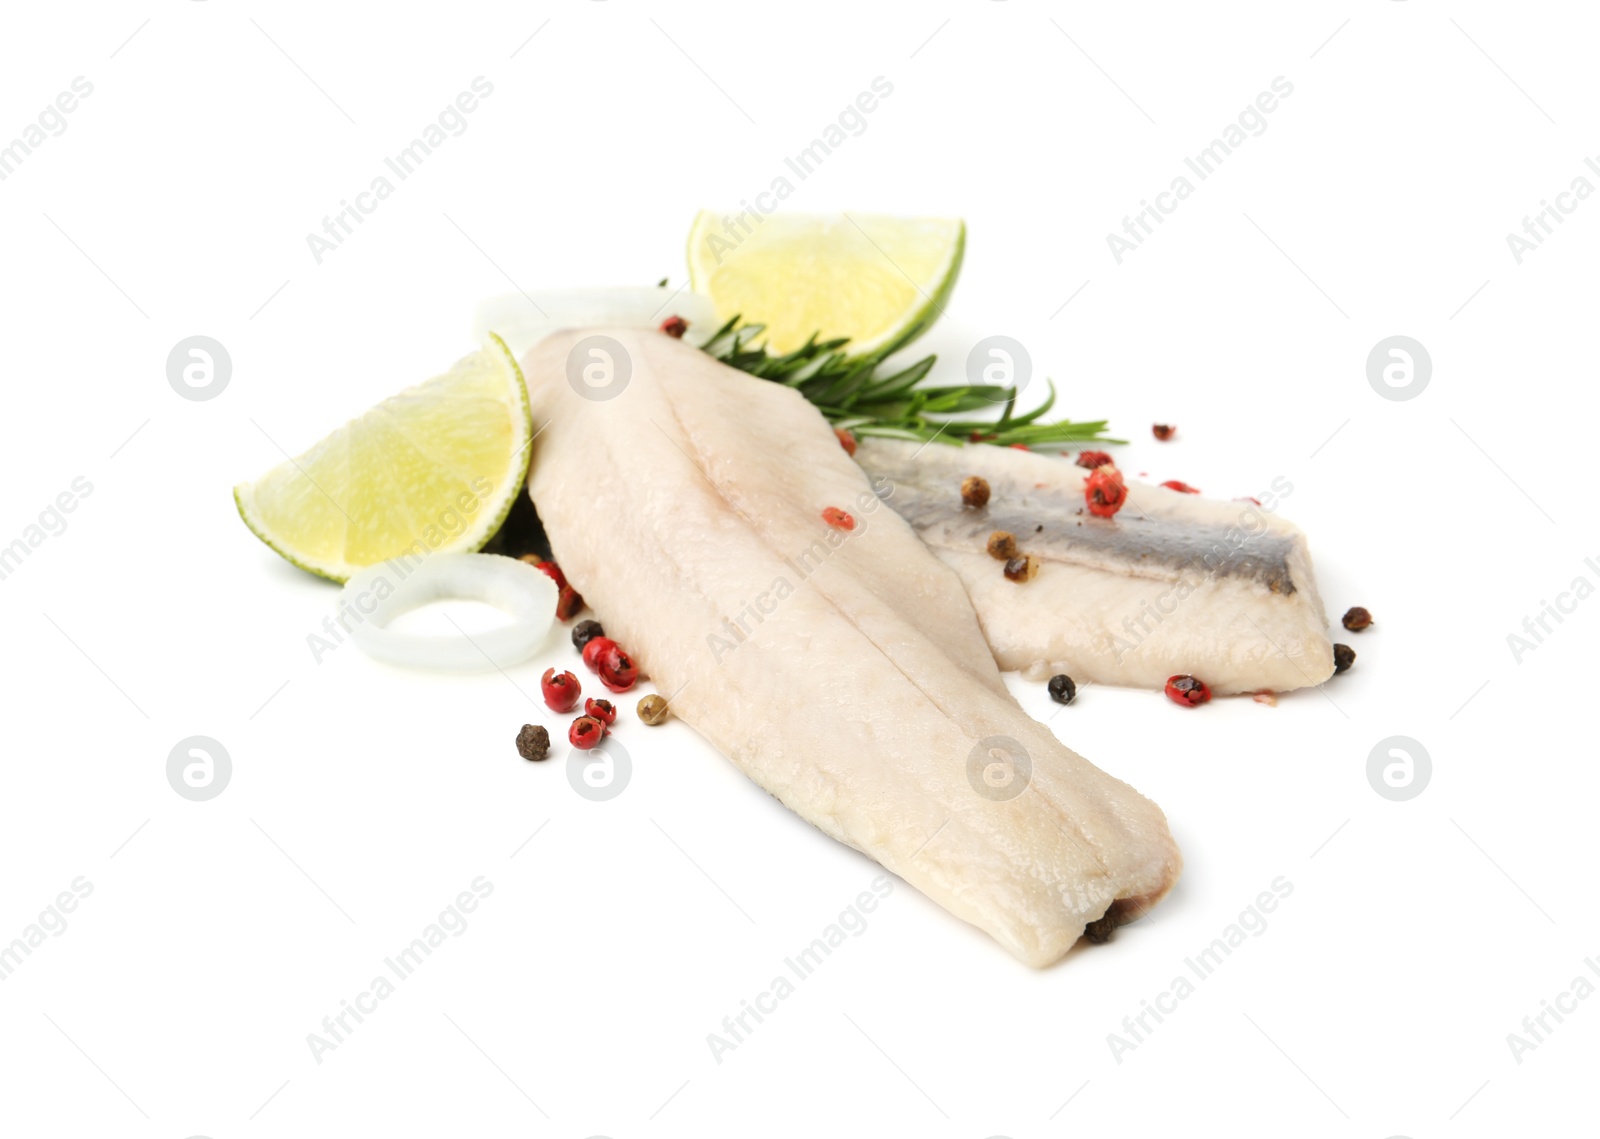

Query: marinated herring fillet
[[523, 330, 1180, 966], [855, 438, 1334, 694]]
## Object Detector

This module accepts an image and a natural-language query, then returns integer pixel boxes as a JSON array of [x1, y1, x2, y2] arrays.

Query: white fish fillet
[[855, 438, 1334, 694], [523, 330, 1180, 966]]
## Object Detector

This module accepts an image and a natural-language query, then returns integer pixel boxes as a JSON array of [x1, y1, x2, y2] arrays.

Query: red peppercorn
[[822, 506, 855, 531], [525, 558, 567, 590], [1085, 465, 1127, 518], [1164, 675, 1211, 707], [834, 427, 857, 456], [569, 715, 605, 750], [1076, 451, 1114, 469], [585, 697, 617, 726], [581, 635, 617, 673], [555, 585, 585, 621], [597, 643, 639, 693], [541, 668, 581, 713], [1009, 443, 1029, 451], [1160, 480, 1200, 494], [659, 315, 689, 338], [1152, 424, 1176, 441]]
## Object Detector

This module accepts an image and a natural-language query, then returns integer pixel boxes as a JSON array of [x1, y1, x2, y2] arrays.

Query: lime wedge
[[234, 334, 533, 583], [686, 210, 964, 358]]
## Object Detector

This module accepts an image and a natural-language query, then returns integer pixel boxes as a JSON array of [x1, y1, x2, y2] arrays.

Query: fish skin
[[855, 438, 1334, 695], [523, 329, 1180, 966]]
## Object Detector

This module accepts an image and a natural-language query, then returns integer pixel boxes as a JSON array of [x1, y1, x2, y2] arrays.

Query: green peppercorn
[[637, 694, 669, 726]]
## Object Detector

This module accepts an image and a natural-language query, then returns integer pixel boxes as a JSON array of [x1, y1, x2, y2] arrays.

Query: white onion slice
[[343, 554, 557, 672], [473, 285, 719, 359]]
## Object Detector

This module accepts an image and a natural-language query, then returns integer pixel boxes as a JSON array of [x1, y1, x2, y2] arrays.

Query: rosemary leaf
[[703, 320, 1121, 450]]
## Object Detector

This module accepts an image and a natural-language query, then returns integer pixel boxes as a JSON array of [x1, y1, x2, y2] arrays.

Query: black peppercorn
[[1084, 913, 1116, 944], [516, 724, 550, 762], [1342, 606, 1373, 632]]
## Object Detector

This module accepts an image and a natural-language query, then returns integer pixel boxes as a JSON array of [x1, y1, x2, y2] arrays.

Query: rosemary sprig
[[701, 317, 1123, 450]]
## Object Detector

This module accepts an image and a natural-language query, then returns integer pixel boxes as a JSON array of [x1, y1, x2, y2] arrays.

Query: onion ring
[[343, 554, 557, 672]]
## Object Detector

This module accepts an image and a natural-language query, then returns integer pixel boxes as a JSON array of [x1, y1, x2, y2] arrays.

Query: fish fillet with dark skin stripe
[[522, 329, 1180, 967], [855, 438, 1334, 694]]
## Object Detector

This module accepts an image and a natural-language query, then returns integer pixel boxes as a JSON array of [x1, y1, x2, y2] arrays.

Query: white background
[[0, 2, 1594, 1135]]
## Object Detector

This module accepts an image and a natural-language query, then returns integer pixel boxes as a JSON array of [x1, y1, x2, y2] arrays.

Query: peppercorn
[[1342, 606, 1373, 632], [515, 724, 550, 762], [569, 715, 605, 750], [1076, 450, 1114, 469], [555, 586, 584, 621], [637, 694, 670, 725], [541, 668, 581, 713], [521, 555, 567, 590], [1332, 644, 1356, 674], [572, 619, 605, 651], [582, 635, 617, 673], [1004, 554, 1039, 583], [585, 697, 617, 725], [1083, 913, 1116, 944], [834, 427, 857, 456], [987, 531, 1018, 560], [659, 315, 689, 338], [961, 475, 991, 508], [1164, 675, 1211, 707], [1047, 674, 1076, 704], [1085, 465, 1127, 518], [1153, 424, 1176, 441], [822, 506, 855, 531], [597, 643, 639, 692]]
